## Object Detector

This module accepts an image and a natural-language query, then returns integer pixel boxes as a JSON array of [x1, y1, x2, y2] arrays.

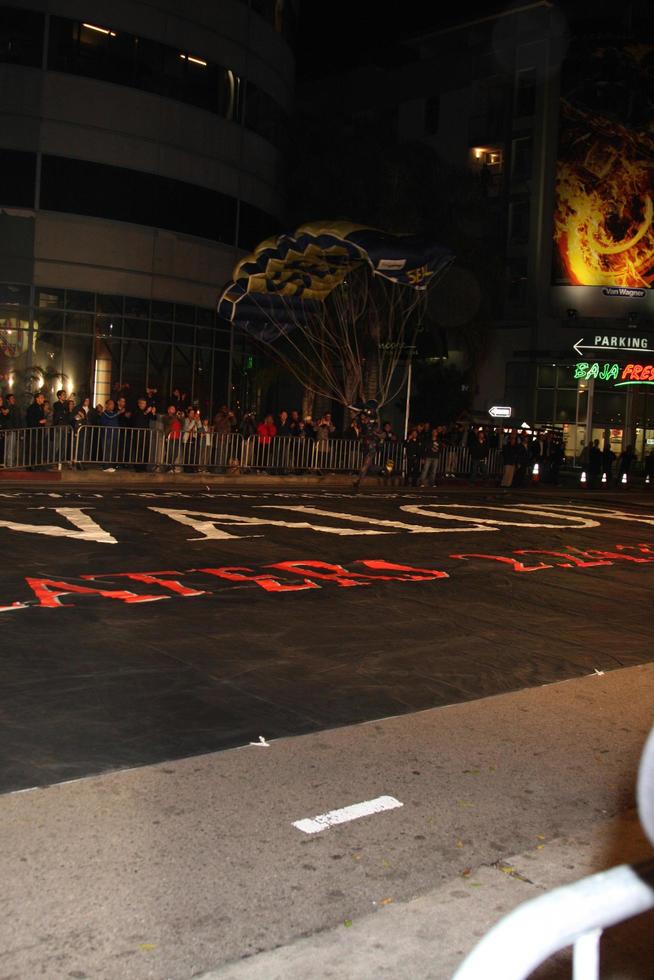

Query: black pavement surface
[[1, 486, 653, 794]]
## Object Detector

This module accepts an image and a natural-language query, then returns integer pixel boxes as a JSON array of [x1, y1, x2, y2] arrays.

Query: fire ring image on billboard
[[553, 41, 654, 289]]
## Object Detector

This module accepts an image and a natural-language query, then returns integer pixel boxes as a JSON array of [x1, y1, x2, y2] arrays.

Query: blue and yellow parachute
[[217, 221, 454, 331]]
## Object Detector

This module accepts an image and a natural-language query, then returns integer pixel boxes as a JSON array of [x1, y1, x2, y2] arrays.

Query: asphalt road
[[1, 486, 653, 795]]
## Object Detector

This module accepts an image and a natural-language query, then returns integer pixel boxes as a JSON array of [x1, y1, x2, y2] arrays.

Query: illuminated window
[[46, 16, 283, 144]]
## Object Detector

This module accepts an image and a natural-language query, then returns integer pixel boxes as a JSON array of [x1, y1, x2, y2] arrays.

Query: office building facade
[[0, 0, 295, 411]]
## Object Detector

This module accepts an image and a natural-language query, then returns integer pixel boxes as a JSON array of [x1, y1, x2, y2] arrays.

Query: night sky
[[295, 0, 650, 80], [295, 1, 493, 79]]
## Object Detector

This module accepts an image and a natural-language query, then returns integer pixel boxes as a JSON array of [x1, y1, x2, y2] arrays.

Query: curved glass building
[[0, 0, 295, 410]]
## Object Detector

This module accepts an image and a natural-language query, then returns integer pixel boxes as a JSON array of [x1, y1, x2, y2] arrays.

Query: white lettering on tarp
[[148, 507, 393, 540], [552, 505, 654, 527], [259, 504, 493, 534], [0, 507, 117, 544], [400, 504, 600, 530]]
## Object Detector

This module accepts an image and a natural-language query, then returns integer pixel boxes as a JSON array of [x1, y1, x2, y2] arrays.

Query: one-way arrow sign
[[489, 405, 512, 418], [573, 336, 650, 357]]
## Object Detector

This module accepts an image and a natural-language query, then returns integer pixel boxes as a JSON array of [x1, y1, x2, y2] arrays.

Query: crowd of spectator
[[2, 385, 652, 486], [403, 422, 565, 488]]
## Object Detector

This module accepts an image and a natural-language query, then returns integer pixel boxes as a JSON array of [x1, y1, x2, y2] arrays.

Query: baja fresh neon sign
[[574, 362, 654, 385]]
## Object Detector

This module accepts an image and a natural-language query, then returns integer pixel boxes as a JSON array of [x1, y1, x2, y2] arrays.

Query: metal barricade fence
[[74, 425, 154, 468], [0, 428, 504, 477], [0, 426, 73, 470]]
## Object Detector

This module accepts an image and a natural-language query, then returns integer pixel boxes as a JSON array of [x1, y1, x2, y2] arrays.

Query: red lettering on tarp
[[81, 571, 206, 596], [513, 549, 613, 568], [354, 560, 449, 581], [582, 549, 654, 564], [449, 553, 552, 573], [615, 543, 654, 555], [267, 560, 371, 587], [198, 566, 320, 593], [25, 578, 166, 608]]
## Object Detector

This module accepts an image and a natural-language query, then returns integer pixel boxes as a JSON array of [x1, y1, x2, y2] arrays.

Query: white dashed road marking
[[292, 795, 403, 835]]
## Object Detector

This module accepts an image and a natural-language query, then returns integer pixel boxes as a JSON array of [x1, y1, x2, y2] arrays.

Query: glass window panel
[[94, 338, 122, 403], [173, 324, 195, 344], [197, 307, 215, 328], [537, 364, 555, 387], [174, 303, 195, 325], [47, 15, 78, 73], [509, 199, 530, 244], [511, 136, 532, 181], [0, 328, 30, 394], [151, 300, 173, 321], [0, 284, 30, 305], [35, 310, 64, 333], [220, 68, 242, 122], [515, 67, 537, 117], [65, 312, 94, 335], [96, 315, 122, 338], [97, 293, 123, 315], [161, 45, 189, 102], [536, 389, 554, 421], [62, 334, 94, 403], [124, 317, 149, 339], [33, 328, 65, 401], [593, 392, 626, 425], [40, 155, 239, 244], [133, 35, 165, 95], [178, 55, 219, 112], [172, 344, 194, 397], [148, 343, 172, 397], [196, 327, 214, 348], [124, 296, 149, 317], [37, 288, 65, 309], [66, 289, 95, 311], [194, 346, 213, 415], [120, 339, 148, 397], [213, 349, 230, 412], [0, 7, 44, 67], [557, 365, 577, 388], [76, 22, 136, 86], [555, 388, 577, 423], [151, 320, 173, 342], [0, 305, 31, 326]]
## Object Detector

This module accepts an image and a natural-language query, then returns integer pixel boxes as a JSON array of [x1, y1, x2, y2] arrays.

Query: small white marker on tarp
[[293, 795, 403, 835]]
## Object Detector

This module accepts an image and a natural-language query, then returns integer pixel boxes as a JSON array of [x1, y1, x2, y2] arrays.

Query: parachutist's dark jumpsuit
[[354, 421, 382, 487]]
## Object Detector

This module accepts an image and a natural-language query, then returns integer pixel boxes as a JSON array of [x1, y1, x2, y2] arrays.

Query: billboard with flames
[[552, 41, 654, 291]]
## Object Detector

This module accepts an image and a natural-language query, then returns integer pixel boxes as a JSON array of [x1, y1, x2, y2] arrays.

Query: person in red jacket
[[256, 414, 277, 445], [164, 403, 183, 472], [256, 414, 277, 472]]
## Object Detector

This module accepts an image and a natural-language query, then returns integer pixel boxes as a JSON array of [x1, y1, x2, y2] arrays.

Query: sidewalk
[[0, 465, 652, 498], [201, 811, 653, 980], [1, 664, 653, 980]]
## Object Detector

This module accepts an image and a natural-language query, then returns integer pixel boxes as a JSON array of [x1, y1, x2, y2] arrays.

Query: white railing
[[453, 726, 654, 980], [0, 427, 504, 477]]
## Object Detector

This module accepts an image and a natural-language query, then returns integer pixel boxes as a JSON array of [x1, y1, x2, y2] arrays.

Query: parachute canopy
[[217, 221, 454, 333]]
